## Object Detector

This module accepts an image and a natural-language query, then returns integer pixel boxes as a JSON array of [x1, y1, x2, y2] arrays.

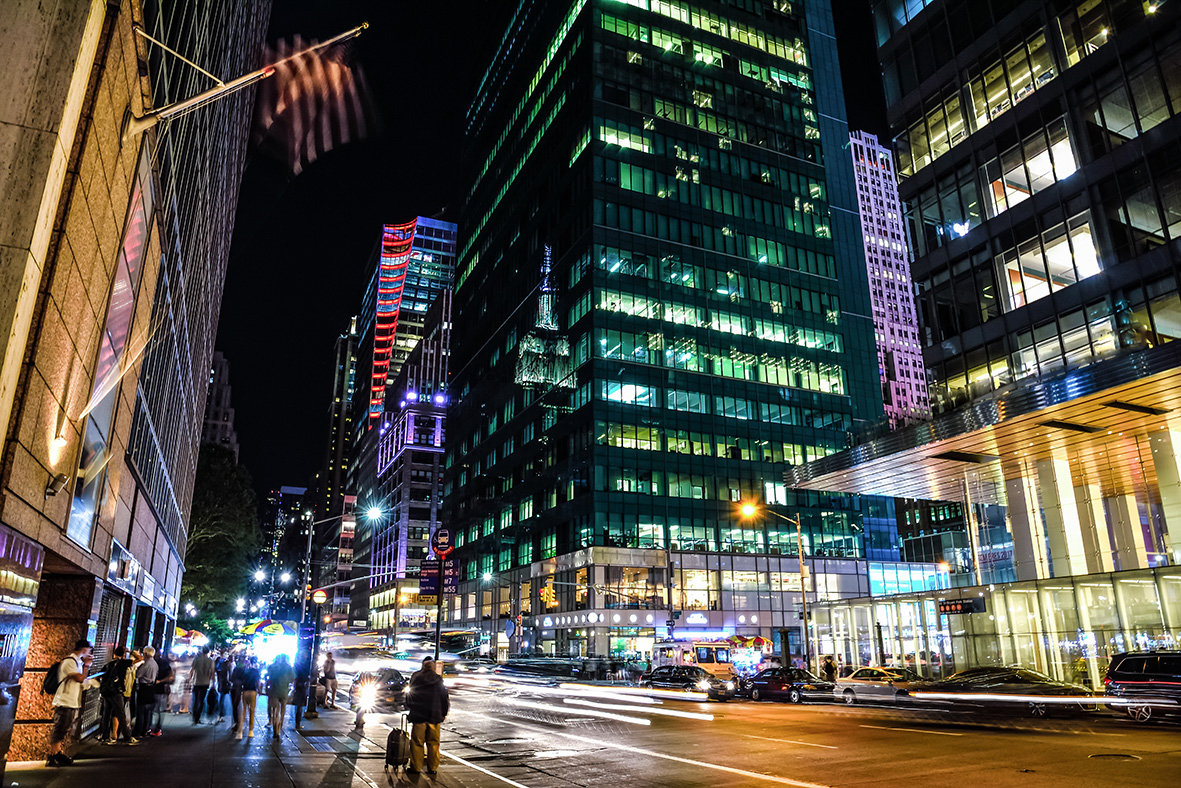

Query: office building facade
[[447, 0, 884, 659], [341, 219, 456, 626], [788, 0, 1181, 684], [849, 130, 930, 428], [0, 0, 266, 763], [365, 291, 453, 633], [314, 318, 358, 519]]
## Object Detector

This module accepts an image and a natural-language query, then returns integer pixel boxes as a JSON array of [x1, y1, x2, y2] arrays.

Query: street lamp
[[254, 569, 266, 582], [740, 503, 811, 673], [280, 572, 291, 584]]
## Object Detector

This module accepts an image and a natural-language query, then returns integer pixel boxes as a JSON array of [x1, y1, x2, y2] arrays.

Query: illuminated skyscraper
[[849, 130, 929, 428], [447, 0, 884, 659]]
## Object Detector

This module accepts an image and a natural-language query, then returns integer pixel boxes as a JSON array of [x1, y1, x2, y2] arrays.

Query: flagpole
[[121, 22, 369, 147]]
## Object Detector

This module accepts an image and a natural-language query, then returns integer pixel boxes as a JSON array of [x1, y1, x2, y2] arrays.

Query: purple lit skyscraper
[[850, 130, 930, 428]]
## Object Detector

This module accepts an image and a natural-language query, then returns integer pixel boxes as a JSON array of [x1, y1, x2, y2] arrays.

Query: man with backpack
[[404, 658, 449, 775], [45, 639, 93, 767], [98, 646, 136, 745]]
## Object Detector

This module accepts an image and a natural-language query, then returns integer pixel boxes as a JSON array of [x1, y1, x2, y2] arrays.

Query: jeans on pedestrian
[[231, 687, 242, 730], [192, 686, 209, 723], [153, 693, 169, 733], [268, 695, 286, 732], [216, 690, 229, 718], [133, 698, 155, 738]]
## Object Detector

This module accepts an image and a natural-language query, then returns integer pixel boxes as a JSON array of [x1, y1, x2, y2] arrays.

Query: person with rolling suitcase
[[403, 657, 449, 775]]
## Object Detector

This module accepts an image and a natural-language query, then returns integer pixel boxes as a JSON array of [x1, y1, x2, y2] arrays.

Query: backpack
[[41, 660, 64, 695], [99, 661, 126, 696]]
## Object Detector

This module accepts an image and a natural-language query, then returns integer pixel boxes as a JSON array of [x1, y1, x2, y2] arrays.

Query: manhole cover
[[1089, 754, 1141, 761], [486, 737, 532, 745]]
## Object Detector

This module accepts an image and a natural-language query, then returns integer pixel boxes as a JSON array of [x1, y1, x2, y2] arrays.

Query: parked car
[[741, 668, 834, 703], [1104, 651, 1181, 722], [909, 666, 1093, 717], [834, 666, 922, 705], [639, 665, 736, 701], [348, 667, 408, 711]]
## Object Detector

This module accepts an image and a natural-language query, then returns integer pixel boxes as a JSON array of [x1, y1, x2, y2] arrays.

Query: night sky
[[218, 0, 887, 494]]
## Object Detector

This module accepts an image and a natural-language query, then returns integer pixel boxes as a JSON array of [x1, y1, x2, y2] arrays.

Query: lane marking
[[546, 729, 831, 787], [860, 724, 963, 737], [442, 750, 533, 788], [744, 734, 838, 750]]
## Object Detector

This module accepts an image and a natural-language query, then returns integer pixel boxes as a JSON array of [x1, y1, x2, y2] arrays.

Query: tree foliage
[[182, 444, 261, 617]]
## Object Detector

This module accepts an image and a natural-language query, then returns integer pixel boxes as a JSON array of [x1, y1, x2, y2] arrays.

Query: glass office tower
[[872, 0, 1181, 411], [448, 0, 883, 658]]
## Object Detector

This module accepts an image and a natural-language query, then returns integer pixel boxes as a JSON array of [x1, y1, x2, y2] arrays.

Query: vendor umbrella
[[241, 619, 298, 636], [174, 626, 189, 639]]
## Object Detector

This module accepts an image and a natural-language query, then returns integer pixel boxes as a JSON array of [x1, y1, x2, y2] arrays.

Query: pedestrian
[[215, 652, 233, 723], [238, 657, 262, 739], [230, 655, 245, 735], [151, 650, 174, 736], [821, 655, 838, 683], [190, 646, 215, 724], [175, 654, 191, 714], [126, 650, 142, 725], [292, 659, 309, 732], [132, 646, 159, 739], [45, 639, 93, 767], [404, 657, 449, 775], [322, 652, 338, 709], [266, 654, 296, 738], [98, 646, 136, 745]]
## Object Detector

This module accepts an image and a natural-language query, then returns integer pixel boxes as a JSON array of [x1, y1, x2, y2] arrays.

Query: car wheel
[[1127, 705, 1154, 723], [1028, 701, 1047, 718], [843, 689, 856, 706], [788, 688, 803, 704], [751, 688, 762, 702], [641, 682, 653, 689]]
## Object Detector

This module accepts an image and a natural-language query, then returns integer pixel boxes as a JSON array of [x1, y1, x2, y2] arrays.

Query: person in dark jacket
[[404, 658, 449, 774]]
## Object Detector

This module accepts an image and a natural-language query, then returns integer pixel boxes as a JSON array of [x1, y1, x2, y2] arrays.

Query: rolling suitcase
[[385, 714, 411, 773]]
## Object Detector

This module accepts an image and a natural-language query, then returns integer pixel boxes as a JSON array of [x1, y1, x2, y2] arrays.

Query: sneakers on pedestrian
[[247, 730, 254, 738], [55, 753, 74, 765], [126, 738, 141, 746], [235, 731, 243, 740], [149, 730, 163, 737]]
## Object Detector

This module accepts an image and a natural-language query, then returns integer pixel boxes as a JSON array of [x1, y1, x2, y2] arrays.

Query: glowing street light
[[254, 569, 266, 582], [236, 598, 245, 612], [482, 572, 492, 581], [366, 506, 383, 521], [280, 572, 291, 583]]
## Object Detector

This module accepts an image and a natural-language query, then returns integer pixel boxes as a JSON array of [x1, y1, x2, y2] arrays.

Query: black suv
[[1104, 651, 1181, 722]]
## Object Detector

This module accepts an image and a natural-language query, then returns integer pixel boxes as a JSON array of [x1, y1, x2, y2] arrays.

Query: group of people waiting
[[47, 639, 313, 767]]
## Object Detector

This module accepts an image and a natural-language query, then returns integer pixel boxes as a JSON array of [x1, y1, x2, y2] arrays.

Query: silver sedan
[[834, 667, 921, 705]]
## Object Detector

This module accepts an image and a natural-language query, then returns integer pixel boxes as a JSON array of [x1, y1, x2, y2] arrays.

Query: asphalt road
[[352, 682, 1180, 788]]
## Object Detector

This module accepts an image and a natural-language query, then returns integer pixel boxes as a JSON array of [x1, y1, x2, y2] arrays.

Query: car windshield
[[885, 668, 922, 682]]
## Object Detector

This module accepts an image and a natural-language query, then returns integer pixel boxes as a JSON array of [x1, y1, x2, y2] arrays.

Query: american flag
[[253, 34, 380, 174]]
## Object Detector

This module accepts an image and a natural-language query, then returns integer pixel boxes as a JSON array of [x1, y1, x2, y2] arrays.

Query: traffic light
[[540, 579, 556, 606]]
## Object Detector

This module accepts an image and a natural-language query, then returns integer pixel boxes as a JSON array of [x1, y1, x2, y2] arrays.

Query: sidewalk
[[6, 702, 396, 788]]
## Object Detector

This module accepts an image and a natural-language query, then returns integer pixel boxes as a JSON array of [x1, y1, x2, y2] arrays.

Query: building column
[[1108, 494, 1148, 570], [1005, 472, 1049, 581], [1074, 483, 1116, 573], [12, 573, 101, 763], [1035, 457, 1090, 577], [1148, 428, 1181, 565]]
